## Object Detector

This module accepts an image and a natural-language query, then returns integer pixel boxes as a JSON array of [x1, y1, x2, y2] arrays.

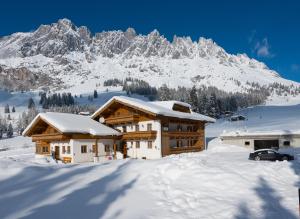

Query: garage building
[[220, 130, 300, 150]]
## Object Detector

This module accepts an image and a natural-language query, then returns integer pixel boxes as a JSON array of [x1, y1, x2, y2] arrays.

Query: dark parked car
[[249, 149, 294, 161]]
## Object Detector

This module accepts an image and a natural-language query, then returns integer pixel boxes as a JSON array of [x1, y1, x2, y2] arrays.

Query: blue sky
[[1, 0, 300, 82]]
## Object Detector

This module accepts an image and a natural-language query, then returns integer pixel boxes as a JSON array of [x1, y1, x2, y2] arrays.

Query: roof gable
[[91, 96, 215, 123], [23, 112, 121, 137]]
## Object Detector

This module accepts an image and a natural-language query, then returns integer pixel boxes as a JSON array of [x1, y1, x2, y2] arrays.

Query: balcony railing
[[105, 115, 139, 125], [169, 145, 203, 154], [162, 131, 203, 138], [122, 131, 157, 140]]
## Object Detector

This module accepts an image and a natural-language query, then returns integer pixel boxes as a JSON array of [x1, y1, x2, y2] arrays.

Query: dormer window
[[172, 103, 191, 113]]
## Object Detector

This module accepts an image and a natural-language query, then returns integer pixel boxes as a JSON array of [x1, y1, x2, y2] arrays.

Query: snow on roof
[[23, 112, 121, 136], [220, 130, 300, 138], [91, 96, 215, 123]]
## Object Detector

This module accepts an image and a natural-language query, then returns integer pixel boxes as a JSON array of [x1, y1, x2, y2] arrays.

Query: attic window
[[283, 141, 290, 146]]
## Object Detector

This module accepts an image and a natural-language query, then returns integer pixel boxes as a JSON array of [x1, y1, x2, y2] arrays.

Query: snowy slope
[[0, 137, 299, 219], [207, 104, 300, 137], [0, 18, 300, 102]]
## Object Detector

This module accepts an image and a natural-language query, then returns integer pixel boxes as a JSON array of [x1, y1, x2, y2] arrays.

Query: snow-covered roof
[[220, 130, 300, 138], [91, 96, 215, 123], [152, 100, 191, 110], [23, 112, 121, 136]]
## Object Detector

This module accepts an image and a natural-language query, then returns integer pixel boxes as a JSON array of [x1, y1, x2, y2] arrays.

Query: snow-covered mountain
[[0, 18, 299, 96]]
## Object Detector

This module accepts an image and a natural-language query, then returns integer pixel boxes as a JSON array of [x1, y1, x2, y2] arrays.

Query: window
[[92, 145, 97, 153], [67, 146, 71, 154], [283, 141, 290, 146], [245, 141, 250, 146], [147, 123, 152, 131], [177, 124, 182, 131], [81, 145, 87, 153], [42, 146, 48, 153], [136, 141, 140, 148], [187, 126, 192, 132], [177, 140, 183, 147], [148, 141, 152, 149], [135, 124, 139, 131], [62, 146, 66, 154], [122, 125, 127, 133], [105, 145, 110, 152]]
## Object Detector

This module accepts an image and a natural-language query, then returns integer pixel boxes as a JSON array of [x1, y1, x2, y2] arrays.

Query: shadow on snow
[[0, 161, 137, 219]]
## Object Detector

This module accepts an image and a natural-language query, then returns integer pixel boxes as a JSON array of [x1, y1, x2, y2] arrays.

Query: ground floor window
[[62, 146, 66, 154], [283, 141, 290, 146], [245, 141, 250, 146], [177, 140, 183, 147], [148, 141, 152, 149], [105, 144, 111, 152], [42, 146, 49, 153], [67, 146, 71, 154], [136, 141, 140, 148], [81, 145, 87, 153]]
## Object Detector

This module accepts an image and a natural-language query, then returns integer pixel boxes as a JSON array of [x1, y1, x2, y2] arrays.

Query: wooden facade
[[92, 99, 208, 158]]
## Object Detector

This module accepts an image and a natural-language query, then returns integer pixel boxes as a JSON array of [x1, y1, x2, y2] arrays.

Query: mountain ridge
[[0, 18, 298, 101]]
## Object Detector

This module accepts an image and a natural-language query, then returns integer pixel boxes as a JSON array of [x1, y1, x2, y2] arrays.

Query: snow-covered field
[[0, 137, 299, 219]]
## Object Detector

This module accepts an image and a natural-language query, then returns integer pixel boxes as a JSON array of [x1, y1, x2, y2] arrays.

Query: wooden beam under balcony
[[105, 115, 139, 125], [122, 131, 157, 140]]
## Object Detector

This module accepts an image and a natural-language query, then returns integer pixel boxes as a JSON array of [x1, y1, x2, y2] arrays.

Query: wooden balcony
[[105, 115, 139, 125], [122, 131, 157, 140], [169, 146, 203, 154], [162, 131, 203, 138], [32, 133, 70, 142]]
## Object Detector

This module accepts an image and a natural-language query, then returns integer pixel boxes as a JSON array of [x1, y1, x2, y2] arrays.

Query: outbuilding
[[220, 130, 300, 150], [23, 112, 122, 163]]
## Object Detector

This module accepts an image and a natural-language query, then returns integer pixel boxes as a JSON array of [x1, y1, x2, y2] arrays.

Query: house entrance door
[[55, 146, 60, 160]]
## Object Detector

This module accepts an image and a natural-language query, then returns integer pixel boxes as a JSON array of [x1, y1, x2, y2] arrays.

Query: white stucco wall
[[114, 120, 162, 159], [222, 136, 300, 150], [50, 138, 118, 163]]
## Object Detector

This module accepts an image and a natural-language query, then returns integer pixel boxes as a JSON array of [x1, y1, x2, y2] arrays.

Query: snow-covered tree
[[28, 98, 35, 109], [93, 90, 98, 98], [6, 123, 13, 138], [12, 106, 16, 113], [4, 104, 10, 114]]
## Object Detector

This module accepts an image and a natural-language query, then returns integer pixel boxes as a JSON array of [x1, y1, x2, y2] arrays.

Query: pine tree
[[28, 98, 35, 109], [93, 90, 98, 98], [158, 84, 172, 101], [6, 123, 13, 138], [4, 104, 10, 114], [7, 114, 11, 120], [0, 129, 2, 139], [189, 86, 198, 111], [12, 106, 16, 113]]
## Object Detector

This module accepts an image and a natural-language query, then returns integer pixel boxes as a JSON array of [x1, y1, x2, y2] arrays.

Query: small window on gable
[[245, 141, 250, 146], [147, 123, 152, 131], [283, 141, 290, 146]]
